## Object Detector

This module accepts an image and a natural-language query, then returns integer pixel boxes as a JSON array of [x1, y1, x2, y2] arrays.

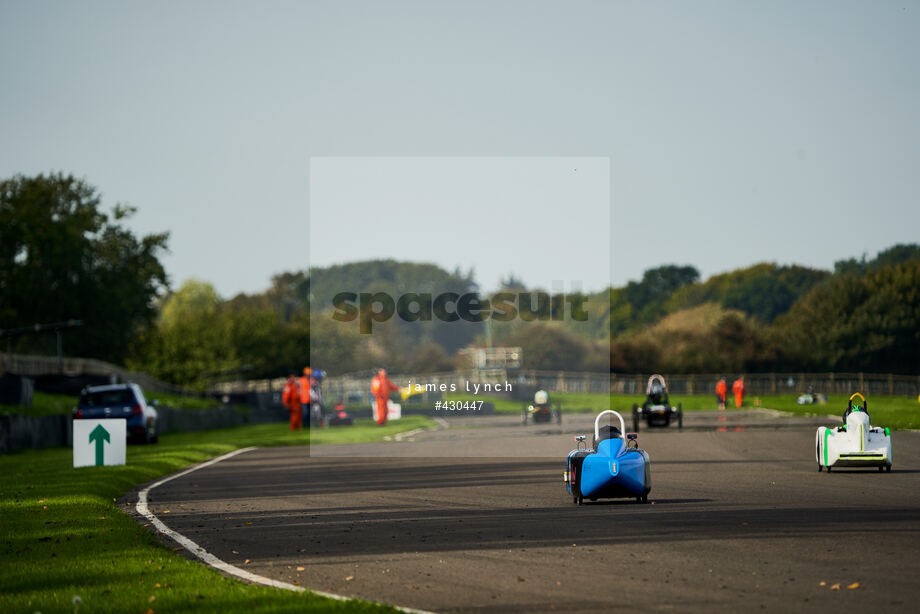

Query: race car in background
[[524, 389, 561, 424], [816, 393, 892, 472], [632, 374, 682, 432], [326, 401, 354, 427]]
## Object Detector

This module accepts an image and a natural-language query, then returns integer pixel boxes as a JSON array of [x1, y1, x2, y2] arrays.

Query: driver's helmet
[[534, 390, 549, 405], [594, 424, 622, 449], [843, 397, 868, 422], [845, 400, 862, 418], [649, 381, 664, 402]]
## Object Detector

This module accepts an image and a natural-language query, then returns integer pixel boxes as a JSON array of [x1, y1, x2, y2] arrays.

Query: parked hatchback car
[[74, 383, 159, 444]]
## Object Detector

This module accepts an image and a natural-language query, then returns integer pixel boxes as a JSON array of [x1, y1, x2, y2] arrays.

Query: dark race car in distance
[[632, 374, 682, 432]]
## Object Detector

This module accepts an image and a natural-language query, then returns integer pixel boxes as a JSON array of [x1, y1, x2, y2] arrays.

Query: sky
[[310, 157, 610, 292], [1, 1, 918, 297]]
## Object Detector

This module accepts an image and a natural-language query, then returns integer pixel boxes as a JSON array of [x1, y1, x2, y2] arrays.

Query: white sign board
[[387, 400, 402, 420], [73, 419, 126, 467]]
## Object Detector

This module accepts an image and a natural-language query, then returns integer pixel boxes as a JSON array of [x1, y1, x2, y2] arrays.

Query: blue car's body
[[565, 410, 651, 504]]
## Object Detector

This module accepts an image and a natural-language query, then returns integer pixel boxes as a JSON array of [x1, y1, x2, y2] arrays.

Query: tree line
[[2, 173, 918, 387], [605, 251, 919, 375]]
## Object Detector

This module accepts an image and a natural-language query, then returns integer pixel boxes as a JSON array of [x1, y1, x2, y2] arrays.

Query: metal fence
[[623, 372, 920, 397], [0, 353, 191, 395]]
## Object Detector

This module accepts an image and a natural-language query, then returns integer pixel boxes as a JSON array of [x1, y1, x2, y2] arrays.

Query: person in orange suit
[[298, 367, 313, 426], [371, 368, 399, 426], [715, 377, 728, 410], [732, 376, 745, 408], [281, 374, 302, 430]]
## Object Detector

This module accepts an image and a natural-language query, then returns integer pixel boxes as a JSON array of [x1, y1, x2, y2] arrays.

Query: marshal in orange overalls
[[732, 377, 745, 409], [370, 369, 399, 426], [281, 375, 302, 430], [715, 378, 728, 409]]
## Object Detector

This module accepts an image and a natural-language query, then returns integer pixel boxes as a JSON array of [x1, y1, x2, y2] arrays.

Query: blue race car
[[564, 410, 651, 505]]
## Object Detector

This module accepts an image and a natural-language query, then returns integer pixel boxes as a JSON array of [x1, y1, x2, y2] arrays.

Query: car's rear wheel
[[632, 404, 640, 433], [678, 403, 683, 430]]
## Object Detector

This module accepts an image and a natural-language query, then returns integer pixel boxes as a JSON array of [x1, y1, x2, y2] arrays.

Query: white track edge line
[[135, 446, 436, 614], [383, 418, 448, 441], [393, 428, 426, 441]]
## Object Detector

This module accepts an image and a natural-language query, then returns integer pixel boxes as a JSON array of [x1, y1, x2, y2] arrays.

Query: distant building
[[457, 346, 522, 371]]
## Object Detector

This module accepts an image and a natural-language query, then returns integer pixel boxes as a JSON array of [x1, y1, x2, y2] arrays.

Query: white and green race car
[[816, 393, 892, 472]]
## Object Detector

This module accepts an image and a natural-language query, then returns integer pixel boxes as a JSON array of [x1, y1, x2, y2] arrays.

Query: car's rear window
[[79, 389, 136, 407]]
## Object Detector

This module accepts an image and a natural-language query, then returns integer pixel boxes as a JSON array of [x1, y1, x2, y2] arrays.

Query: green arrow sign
[[89, 424, 111, 466]]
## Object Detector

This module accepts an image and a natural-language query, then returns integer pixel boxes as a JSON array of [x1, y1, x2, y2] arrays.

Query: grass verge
[[1, 391, 78, 417], [751, 394, 920, 431], [0, 417, 433, 613]]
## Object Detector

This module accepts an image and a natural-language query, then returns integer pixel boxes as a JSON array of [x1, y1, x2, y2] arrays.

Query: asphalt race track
[[134, 410, 920, 613]]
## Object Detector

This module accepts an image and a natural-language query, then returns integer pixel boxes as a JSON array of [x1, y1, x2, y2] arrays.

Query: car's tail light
[[131, 404, 143, 416], [74, 409, 83, 419]]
